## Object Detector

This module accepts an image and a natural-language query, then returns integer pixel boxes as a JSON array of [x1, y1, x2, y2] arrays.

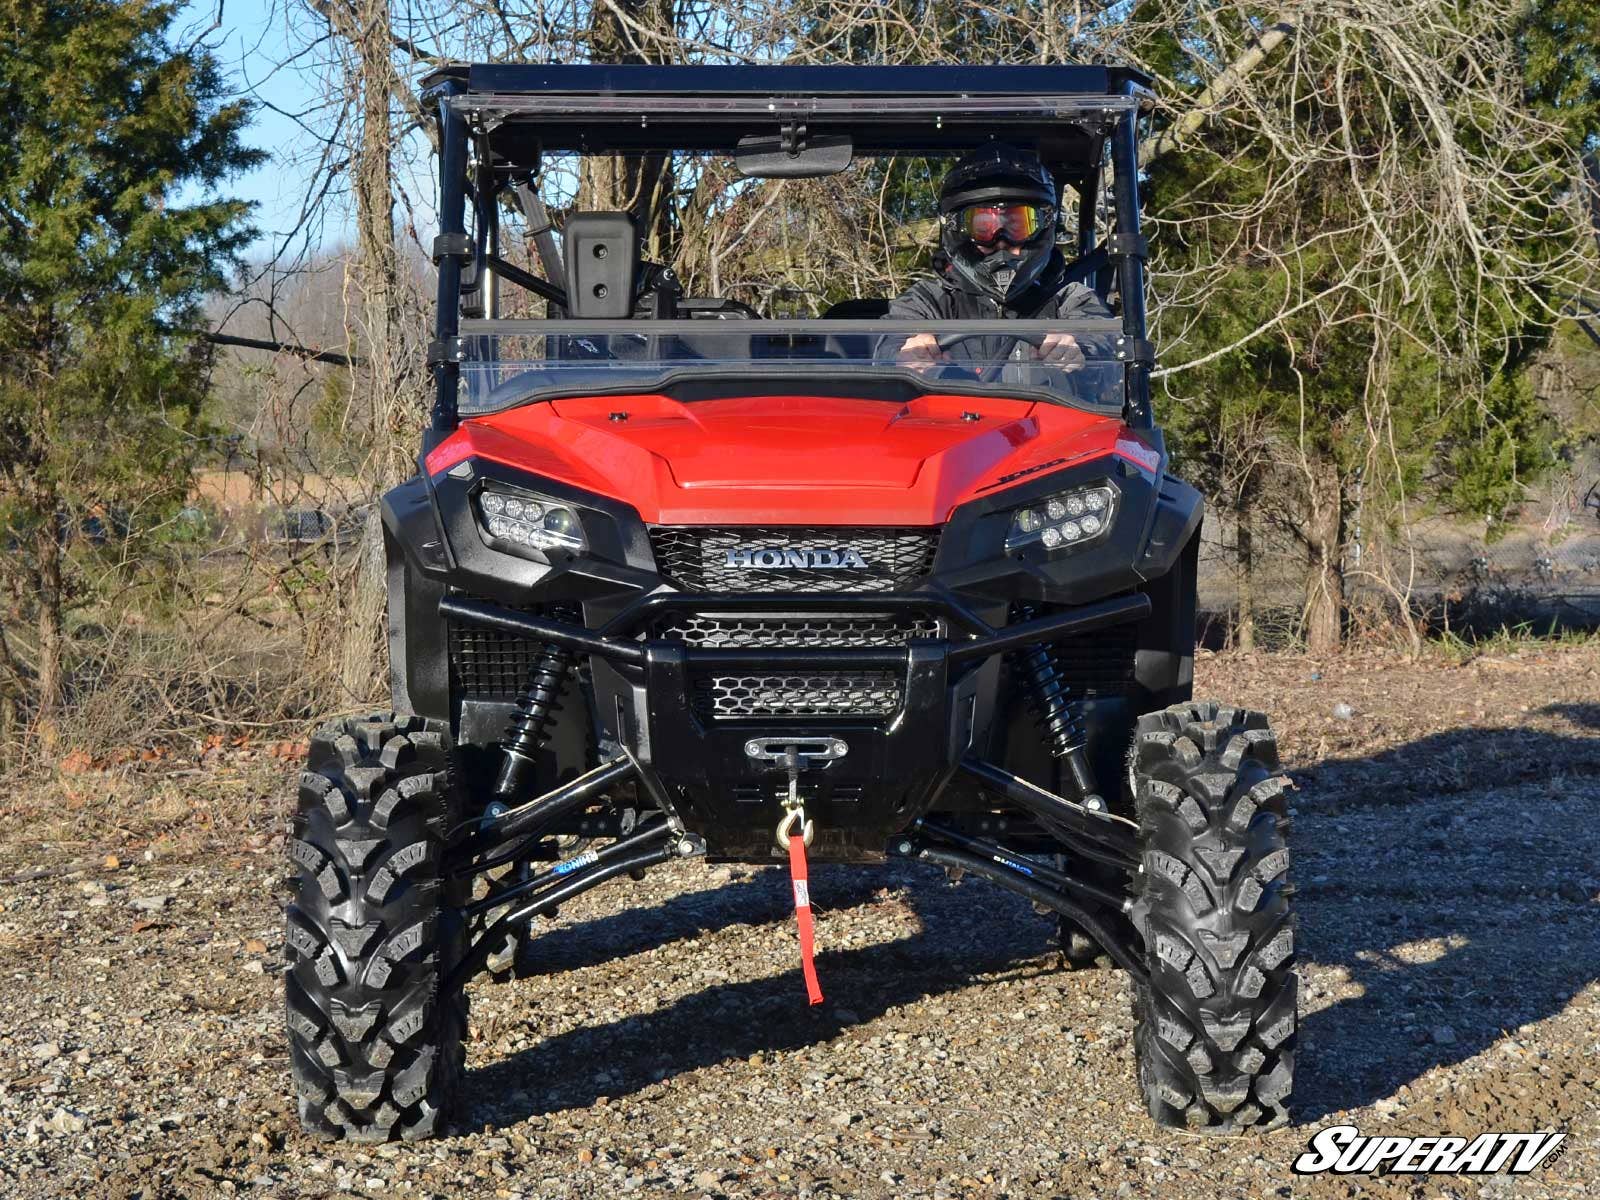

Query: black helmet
[[938, 143, 1058, 304]]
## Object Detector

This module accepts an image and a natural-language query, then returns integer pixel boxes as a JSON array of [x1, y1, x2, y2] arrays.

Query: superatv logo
[[725, 547, 869, 569], [1292, 1125, 1566, 1176]]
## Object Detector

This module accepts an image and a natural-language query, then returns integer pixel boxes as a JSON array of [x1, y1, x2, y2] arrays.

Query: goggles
[[953, 202, 1053, 246]]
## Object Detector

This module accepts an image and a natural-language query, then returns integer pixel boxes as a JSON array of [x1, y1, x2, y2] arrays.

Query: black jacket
[[883, 249, 1110, 366]]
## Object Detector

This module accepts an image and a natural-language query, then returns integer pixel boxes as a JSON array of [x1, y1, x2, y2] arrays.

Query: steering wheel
[[933, 331, 1047, 383], [680, 297, 762, 319]]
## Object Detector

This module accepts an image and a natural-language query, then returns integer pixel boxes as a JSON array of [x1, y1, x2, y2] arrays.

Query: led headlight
[[1006, 483, 1117, 553], [477, 488, 587, 556]]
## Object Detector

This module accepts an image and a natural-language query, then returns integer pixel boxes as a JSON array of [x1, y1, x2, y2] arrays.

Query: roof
[[421, 63, 1148, 160], [423, 63, 1150, 97]]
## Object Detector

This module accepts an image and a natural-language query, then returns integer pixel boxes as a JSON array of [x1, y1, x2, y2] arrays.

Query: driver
[[888, 143, 1109, 373]]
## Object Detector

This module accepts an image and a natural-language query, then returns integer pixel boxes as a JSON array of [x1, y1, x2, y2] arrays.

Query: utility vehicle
[[285, 63, 1296, 1141]]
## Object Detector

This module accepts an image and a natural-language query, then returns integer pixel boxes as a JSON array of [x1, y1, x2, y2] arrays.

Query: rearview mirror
[[734, 133, 853, 179]]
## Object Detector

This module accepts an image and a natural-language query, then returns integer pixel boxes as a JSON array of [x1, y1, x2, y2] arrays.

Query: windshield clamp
[[431, 232, 472, 263], [1114, 336, 1156, 366], [1103, 231, 1149, 260], [427, 337, 466, 366]]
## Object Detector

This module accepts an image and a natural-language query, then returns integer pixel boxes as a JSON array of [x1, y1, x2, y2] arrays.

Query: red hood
[[427, 392, 1145, 524]]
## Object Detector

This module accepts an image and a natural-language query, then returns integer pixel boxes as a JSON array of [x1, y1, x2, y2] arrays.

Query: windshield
[[457, 318, 1128, 415]]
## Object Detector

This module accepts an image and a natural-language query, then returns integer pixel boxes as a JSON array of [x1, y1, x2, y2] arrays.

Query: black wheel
[[1128, 701, 1296, 1131], [284, 713, 468, 1142], [1056, 909, 1142, 969], [1053, 867, 1142, 970], [473, 836, 588, 979]]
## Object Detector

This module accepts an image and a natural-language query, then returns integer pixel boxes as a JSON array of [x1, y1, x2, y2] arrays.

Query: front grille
[[658, 611, 940, 720], [694, 671, 903, 718], [447, 595, 578, 701], [649, 526, 940, 593], [657, 612, 940, 649]]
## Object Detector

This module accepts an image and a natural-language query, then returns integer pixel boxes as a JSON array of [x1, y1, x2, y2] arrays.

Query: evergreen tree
[[0, 0, 260, 724], [1142, 4, 1596, 650]]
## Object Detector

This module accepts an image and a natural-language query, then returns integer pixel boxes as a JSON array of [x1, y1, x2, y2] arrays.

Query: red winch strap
[[787, 833, 824, 1006]]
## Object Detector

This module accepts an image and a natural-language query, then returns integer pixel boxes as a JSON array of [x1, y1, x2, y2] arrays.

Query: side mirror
[[734, 133, 853, 179]]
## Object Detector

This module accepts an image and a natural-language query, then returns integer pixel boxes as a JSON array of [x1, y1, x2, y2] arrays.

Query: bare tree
[[228, 0, 1598, 668]]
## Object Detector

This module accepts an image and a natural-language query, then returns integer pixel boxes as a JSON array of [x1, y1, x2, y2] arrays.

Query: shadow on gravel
[[1293, 714, 1600, 1121], [523, 869, 895, 975], [464, 710, 1600, 1130], [1543, 701, 1600, 731], [464, 863, 1060, 1126]]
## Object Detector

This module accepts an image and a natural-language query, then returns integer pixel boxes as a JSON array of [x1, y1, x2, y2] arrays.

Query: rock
[[1331, 702, 1355, 720], [129, 895, 171, 912], [692, 1170, 722, 1190], [1432, 1025, 1457, 1045], [47, 1107, 87, 1135], [1557, 881, 1587, 903], [32, 1041, 62, 1061], [242, 959, 266, 975], [827, 1111, 856, 1128]]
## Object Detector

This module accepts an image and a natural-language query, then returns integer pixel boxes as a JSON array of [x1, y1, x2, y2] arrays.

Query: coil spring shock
[[492, 641, 574, 800], [1013, 604, 1104, 808]]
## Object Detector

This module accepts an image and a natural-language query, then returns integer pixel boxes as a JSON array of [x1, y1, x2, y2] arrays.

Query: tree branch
[[203, 331, 363, 367], [1139, 12, 1298, 169]]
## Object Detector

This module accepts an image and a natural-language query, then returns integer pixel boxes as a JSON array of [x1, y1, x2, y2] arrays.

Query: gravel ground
[[1, 643, 1598, 1199]]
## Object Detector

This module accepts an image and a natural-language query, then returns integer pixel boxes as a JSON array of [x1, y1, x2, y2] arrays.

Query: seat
[[820, 298, 892, 320], [820, 298, 892, 357]]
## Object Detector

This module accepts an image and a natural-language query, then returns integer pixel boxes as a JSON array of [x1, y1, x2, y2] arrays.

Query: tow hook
[[744, 737, 847, 851]]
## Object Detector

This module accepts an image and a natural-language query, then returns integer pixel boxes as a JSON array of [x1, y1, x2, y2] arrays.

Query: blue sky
[[179, 0, 354, 257]]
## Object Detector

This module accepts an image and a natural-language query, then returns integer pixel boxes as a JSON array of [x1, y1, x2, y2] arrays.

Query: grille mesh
[[694, 671, 903, 718], [447, 596, 578, 701], [658, 612, 940, 649], [649, 526, 939, 593], [1046, 629, 1139, 694], [660, 610, 939, 720], [1009, 603, 1140, 696]]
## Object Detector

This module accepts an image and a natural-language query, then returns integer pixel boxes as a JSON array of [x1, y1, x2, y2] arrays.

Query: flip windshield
[[458, 319, 1128, 416], [437, 88, 1141, 421]]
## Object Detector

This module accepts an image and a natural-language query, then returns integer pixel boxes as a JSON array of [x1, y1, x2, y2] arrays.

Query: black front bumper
[[385, 441, 1203, 860], [439, 590, 1150, 858]]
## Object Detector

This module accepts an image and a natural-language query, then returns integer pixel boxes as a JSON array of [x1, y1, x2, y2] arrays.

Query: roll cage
[[419, 63, 1156, 439]]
